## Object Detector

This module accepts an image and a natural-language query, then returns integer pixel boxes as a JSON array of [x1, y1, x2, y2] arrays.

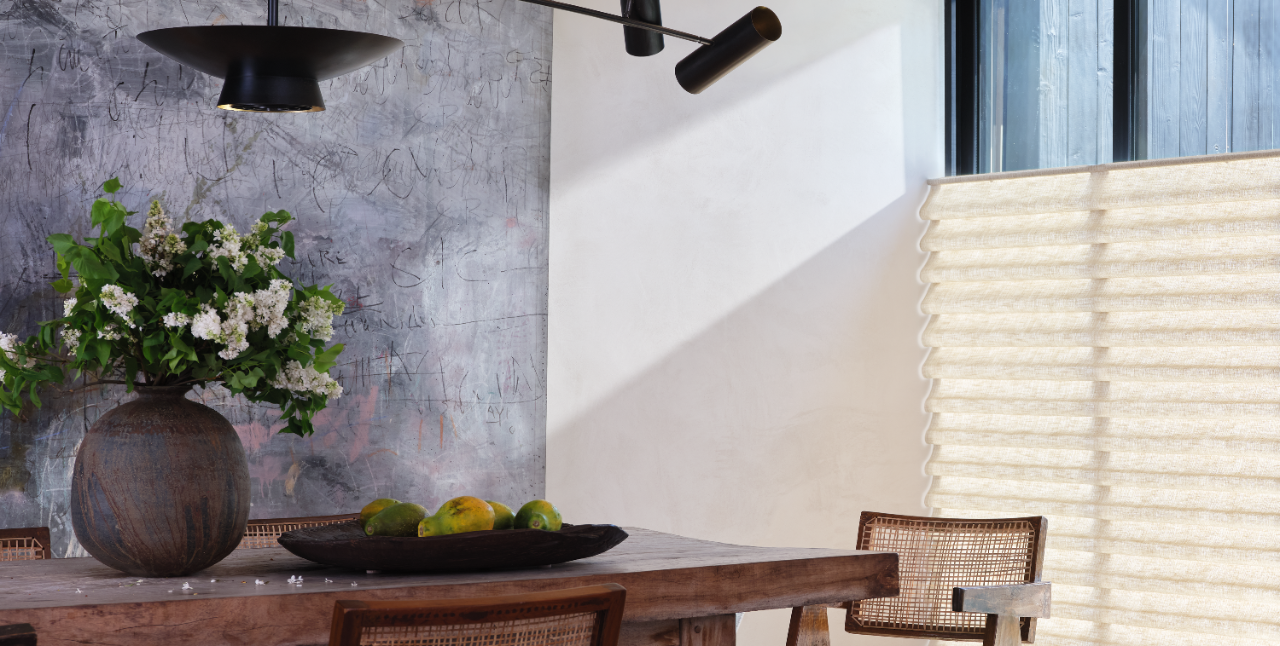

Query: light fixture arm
[[267, 0, 279, 26], [518, 0, 713, 46]]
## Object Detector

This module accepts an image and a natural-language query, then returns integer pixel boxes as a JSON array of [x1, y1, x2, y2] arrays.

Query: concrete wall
[[546, 1, 941, 645]]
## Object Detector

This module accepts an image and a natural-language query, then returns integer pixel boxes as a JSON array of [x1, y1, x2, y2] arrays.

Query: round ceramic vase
[[70, 385, 251, 576]]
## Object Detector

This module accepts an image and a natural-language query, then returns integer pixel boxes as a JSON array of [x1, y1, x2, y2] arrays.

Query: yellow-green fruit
[[487, 501, 515, 530], [418, 496, 496, 537], [360, 498, 401, 528], [365, 502, 427, 537], [515, 500, 562, 531]]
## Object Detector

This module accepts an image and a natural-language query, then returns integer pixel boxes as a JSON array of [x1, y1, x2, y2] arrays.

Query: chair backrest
[[0, 527, 51, 561], [846, 512, 1047, 643], [328, 584, 627, 646], [238, 514, 360, 549]]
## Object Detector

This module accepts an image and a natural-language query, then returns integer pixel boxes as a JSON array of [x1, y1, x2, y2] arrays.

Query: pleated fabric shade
[[921, 150, 1280, 646]]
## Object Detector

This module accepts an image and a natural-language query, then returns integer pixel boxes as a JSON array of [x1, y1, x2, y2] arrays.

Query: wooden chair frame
[[844, 512, 1048, 644], [239, 514, 359, 549], [329, 584, 626, 646], [0, 527, 52, 561]]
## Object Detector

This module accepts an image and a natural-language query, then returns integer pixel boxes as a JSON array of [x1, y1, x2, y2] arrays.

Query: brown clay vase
[[70, 385, 251, 576]]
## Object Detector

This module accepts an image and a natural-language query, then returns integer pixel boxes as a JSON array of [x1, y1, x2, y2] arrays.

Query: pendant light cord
[[519, 0, 712, 45]]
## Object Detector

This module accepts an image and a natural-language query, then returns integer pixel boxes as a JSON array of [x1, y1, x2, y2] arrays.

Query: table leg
[[784, 606, 830, 646], [619, 616, 736, 646]]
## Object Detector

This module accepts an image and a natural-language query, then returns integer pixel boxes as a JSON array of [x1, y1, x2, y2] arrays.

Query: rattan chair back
[[846, 512, 1047, 643], [238, 514, 359, 549], [329, 584, 627, 646], [0, 527, 51, 561]]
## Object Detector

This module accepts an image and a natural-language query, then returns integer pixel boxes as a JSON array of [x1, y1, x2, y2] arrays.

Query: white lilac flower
[[100, 285, 138, 326], [252, 247, 286, 268], [190, 304, 221, 341], [162, 312, 191, 328], [97, 324, 122, 341], [207, 225, 249, 273], [63, 297, 77, 317], [271, 360, 343, 399], [297, 296, 344, 342], [252, 280, 292, 338], [0, 331, 36, 380], [135, 201, 187, 277], [218, 322, 249, 360], [61, 328, 82, 349]]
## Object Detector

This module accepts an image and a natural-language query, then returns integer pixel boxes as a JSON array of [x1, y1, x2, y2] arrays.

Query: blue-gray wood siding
[[1149, 0, 1280, 157]]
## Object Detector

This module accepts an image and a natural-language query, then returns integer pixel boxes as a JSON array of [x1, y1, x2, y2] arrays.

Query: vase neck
[[135, 384, 195, 398]]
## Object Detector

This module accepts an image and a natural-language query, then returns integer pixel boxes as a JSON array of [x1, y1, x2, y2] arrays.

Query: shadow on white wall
[[547, 1, 941, 645]]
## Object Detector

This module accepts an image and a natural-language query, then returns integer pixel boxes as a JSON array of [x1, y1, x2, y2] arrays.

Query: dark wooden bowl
[[277, 521, 629, 573]]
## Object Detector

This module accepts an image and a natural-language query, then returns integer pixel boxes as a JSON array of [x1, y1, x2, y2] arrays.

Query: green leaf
[[119, 225, 143, 246], [90, 199, 110, 227], [313, 344, 344, 372], [188, 235, 209, 255], [282, 231, 295, 259], [97, 238, 123, 264], [28, 383, 40, 408], [93, 340, 111, 367], [241, 256, 262, 279], [182, 256, 203, 279], [48, 234, 76, 255], [238, 370, 260, 388], [287, 344, 313, 365], [102, 177, 122, 194], [124, 358, 138, 392], [74, 252, 119, 282], [52, 278, 73, 293], [102, 204, 126, 236]]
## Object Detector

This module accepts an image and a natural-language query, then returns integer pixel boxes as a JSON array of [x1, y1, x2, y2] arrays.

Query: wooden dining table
[[0, 527, 898, 646]]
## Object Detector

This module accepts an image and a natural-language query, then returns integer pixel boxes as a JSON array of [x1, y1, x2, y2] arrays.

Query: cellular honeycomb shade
[[920, 150, 1280, 646]]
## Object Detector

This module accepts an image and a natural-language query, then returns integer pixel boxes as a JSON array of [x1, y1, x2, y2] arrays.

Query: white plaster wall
[[546, 2, 941, 645]]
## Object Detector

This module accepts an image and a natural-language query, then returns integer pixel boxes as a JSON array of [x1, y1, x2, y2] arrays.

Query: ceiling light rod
[[267, 0, 278, 26], [518, 0, 713, 46]]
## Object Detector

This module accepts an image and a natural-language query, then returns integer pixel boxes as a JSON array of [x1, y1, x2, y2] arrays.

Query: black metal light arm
[[267, 0, 279, 26], [518, 0, 713, 46]]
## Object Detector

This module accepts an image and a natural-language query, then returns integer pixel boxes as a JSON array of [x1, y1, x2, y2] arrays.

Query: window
[[948, 0, 1280, 175]]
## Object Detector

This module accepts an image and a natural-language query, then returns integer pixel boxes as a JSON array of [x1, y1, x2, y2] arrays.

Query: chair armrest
[[952, 582, 1052, 618]]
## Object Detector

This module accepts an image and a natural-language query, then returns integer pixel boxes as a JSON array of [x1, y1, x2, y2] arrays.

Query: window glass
[[977, 0, 1115, 173], [969, 0, 1280, 173]]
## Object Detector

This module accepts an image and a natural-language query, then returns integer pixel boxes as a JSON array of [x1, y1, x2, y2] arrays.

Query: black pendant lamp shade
[[137, 6, 401, 113]]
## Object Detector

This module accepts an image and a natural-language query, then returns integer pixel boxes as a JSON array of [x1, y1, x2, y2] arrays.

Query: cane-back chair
[[844, 512, 1050, 645], [0, 527, 51, 561], [328, 584, 626, 646], [238, 513, 359, 549]]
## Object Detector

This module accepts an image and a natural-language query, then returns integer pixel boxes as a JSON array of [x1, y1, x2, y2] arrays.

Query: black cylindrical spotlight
[[674, 7, 781, 94], [621, 0, 664, 56]]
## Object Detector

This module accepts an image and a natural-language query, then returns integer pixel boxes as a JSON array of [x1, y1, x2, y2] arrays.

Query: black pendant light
[[521, 0, 781, 94], [137, 0, 402, 113]]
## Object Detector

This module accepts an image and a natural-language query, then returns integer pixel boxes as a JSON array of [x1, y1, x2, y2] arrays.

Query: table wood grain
[[0, 528, 897, 646]]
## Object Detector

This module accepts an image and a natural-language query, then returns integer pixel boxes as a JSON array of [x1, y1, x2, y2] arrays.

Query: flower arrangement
[[0, 178, 346, 437]]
